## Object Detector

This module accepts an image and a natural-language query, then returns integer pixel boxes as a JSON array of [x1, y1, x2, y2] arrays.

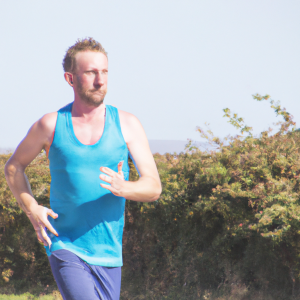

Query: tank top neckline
[[66, 102, 108, 148]]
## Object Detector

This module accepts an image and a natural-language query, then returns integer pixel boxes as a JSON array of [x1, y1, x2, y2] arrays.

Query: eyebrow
[[85, 68, 108, 72]]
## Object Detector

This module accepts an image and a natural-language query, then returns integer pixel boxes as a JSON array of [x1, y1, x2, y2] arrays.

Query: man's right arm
[[4, 112, 58, 246]]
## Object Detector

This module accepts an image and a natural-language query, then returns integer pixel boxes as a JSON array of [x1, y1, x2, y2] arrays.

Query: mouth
[[91, 90, 104, 95]]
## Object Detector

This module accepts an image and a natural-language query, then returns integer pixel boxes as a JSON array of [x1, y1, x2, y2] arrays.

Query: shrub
[[1, 95, 300, 299], [121, 95, 300, 299]]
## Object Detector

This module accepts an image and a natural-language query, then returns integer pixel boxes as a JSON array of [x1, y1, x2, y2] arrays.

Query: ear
[[64, 72, 74, 87]]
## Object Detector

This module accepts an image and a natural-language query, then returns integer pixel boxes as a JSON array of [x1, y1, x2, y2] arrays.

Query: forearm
[[4, 161, 38, 217], [122, 176, 162, 202], [5, 161, 59, 245]]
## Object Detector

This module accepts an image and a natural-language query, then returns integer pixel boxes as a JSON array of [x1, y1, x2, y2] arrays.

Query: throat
[[71, 108, 106, 146]]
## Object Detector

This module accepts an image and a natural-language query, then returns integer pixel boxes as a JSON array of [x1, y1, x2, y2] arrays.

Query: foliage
[[0, 153, 55, 295], [1, 95, 300, 299], [0, 292, 62, 299], [121, 95, 300, 299]]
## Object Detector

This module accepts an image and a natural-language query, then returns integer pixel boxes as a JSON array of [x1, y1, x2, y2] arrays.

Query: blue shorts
[[48, 249, 121, 300]]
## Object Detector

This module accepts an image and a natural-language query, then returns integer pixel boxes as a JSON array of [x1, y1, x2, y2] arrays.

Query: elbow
[[4, 161, 15, 179], [150, 184, 162, 202], [4, 159, 23, 179]]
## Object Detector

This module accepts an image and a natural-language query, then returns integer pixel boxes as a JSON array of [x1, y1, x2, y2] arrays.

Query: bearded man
[[5, 38, 162, 300]]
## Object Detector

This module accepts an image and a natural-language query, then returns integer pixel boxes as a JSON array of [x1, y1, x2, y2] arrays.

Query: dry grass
[[0, 291, 62, 300]]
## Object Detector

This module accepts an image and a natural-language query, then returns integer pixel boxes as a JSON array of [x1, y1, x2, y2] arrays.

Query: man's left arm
[[100, 111, 162, 202]]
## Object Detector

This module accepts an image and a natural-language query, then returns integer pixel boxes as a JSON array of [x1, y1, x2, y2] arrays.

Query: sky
[[0, 1, 299, 148]]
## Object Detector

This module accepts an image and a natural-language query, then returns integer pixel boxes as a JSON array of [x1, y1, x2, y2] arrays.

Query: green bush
[[0, 154, 55, 295], [1, 95, 300, 299], [121, 95, 300, 299]]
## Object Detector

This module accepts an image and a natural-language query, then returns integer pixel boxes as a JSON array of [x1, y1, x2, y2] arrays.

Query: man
[[5, 38, 162, 300]]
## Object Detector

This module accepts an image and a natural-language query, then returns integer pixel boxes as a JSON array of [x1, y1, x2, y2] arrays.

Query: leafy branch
[[223, 108, 253, 137], [253, 93, 296, 135]]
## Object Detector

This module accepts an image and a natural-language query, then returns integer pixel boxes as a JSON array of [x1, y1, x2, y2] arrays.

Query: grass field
[[0, 292, 62, 300]]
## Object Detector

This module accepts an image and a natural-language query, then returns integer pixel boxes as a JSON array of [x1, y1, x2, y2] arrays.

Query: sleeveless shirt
[[45, 103, 130, 267]]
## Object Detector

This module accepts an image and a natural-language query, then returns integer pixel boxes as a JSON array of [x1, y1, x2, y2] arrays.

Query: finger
[[118, 161, 124, 178], [101, 184, 121, 197], [42, 218, 59, 237], [41, 208, 59, 236], [100, 167, 116, 177], [38, 225, 52, 246], [38, 237, 47, 246], [39, 236, 49, 247], [99, 174, 112, 184], [100, 183, 114, 192], [38, 239, 45, 246], [41, 228, 52, 248], [35, 228, 49, 247], [46, 208, 58, 219], [100, 184, 121, 196], [118, 161, 124, 174]]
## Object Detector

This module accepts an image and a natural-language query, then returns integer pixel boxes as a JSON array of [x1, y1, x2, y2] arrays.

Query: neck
[[72, 98, 106, 120]]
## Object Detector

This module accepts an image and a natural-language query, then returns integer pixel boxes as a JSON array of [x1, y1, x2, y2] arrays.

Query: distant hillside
[[148, 140, 214, 154]]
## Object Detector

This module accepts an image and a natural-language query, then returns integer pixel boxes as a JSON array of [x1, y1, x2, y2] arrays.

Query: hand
[[28, 204, 58, 247], [100, 161, 125, 197]]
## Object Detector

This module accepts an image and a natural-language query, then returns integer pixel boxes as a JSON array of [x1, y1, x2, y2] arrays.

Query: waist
[[50, 193, 125, 227]]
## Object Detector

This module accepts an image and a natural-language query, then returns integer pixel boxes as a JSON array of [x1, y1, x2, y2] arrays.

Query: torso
[[44, 104, 136, 154], [46, 103, 130, 266]]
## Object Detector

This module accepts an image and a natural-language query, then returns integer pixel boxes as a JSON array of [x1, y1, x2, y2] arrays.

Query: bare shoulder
[[8, 112, 58, 168], [118, 109, 157, 183], [38, 112, 58, 133], [118, 109, 146, 144], [25, 111, 58, 149], [118, 109, 141, 127]]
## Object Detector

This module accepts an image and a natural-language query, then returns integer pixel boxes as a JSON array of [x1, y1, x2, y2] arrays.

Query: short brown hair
[[62, 37, 107, 73]]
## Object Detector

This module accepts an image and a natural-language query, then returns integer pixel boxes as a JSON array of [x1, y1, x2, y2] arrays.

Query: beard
[[75, 78, 107, 107]]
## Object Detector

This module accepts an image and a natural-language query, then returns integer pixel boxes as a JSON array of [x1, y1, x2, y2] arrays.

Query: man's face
[[73, 51, 108, 107]]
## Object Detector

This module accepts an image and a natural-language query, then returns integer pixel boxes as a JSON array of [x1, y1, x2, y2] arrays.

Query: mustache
[[89, 88, 105, 93]]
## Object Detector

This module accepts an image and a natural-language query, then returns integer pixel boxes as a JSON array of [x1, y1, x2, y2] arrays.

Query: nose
[[94, 72, 104, 87]]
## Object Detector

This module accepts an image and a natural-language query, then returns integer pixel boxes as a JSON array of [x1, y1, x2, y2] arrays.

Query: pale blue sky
[[0, 1, 299, 148]]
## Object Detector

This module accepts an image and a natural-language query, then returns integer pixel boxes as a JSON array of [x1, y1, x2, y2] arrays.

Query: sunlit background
[[0, 1, 299, 152]]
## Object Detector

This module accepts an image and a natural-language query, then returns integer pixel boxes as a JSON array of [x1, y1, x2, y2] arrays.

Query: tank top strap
[[105, 105, 126, 141], [51, 103, 72, 147], [105, 105, 119, 126]]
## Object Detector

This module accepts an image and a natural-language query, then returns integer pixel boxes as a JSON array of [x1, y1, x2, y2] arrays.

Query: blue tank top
[[45, 103, 130, 267]]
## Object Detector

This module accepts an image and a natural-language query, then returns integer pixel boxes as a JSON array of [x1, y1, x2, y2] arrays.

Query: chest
[[50, 106, 130, 173], [72, 117, 105, 145]]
